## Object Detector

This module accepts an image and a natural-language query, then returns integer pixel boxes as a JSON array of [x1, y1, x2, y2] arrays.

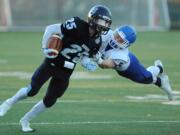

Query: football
[[47, 34, 63, 52]]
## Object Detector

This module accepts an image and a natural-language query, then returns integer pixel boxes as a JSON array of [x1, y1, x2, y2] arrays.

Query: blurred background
[[0, 1, 180, 135], [0, 0, 180, 32]]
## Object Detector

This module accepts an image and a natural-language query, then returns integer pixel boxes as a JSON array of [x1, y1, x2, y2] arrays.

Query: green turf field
[[0, 31, 180, 135]]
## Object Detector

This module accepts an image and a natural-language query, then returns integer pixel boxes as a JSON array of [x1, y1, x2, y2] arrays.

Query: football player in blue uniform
[[95, 25, 174, 101], [0, 5, 112, 132]]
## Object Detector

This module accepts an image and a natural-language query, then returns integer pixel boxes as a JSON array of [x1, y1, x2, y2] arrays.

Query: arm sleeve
[[104, 49, 130, 70], [42, 23, 63, 48]]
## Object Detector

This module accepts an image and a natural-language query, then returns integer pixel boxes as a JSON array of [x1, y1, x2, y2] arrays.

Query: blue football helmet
[[112, 25, 136, 49]]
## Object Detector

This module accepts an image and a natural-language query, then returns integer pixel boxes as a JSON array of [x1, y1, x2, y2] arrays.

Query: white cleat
[[0, 101, 12, 117], [20, 119, 34, 132], [154, 60, 174, 100], [154, 59, 164, 74], [159, 74, 174, 101], [154, 59, 163, 67]]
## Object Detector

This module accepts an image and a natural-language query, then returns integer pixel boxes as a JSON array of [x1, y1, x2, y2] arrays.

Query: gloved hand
[[83, 62, 97, 71], [43, 48, 59, 59], [94, 51, 103, 64], [81, 56, 97, 71]]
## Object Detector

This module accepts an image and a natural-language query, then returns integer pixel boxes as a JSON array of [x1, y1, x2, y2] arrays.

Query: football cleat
[[20, 119, 35, 132], [154, 59, 164, 75], [154, 60, 174, 101], [0, 100, 12, 117], [159, 74, 174, 101]]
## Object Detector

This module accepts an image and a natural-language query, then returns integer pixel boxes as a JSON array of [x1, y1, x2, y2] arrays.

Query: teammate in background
[[95, 25, 174, 101], [0, 5, 112, 132]]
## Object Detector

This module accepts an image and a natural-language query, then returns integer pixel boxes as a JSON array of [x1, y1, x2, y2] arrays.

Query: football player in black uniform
[[0, 5, 112, 132]]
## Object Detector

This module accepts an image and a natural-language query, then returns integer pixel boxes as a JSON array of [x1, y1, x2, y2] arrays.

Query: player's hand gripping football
[[43, 34, 63, 59], [43, 48, 59, 59]]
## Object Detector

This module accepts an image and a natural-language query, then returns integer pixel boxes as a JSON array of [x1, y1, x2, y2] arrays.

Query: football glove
[[83, 62, 97, 72], [81, 56, 97, 72]]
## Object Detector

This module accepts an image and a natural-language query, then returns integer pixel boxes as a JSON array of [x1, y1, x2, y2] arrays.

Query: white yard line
[[0, 98, 176, 104], [0, 71, 112, 80], [0, 99, 167, 104], [0, 120, 180, 126]]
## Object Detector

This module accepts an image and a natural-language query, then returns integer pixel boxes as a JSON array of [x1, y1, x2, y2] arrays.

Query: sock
[[6, 86, 30, 106], [154, 77, 161, 87], [157, 65, 163, 74], [21, 100, 47, 122], [147, 66, 160, 83]]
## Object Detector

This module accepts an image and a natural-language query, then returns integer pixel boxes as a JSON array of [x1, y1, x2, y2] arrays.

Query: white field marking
[[0, 120, 180, 126], [126, 94, 168, 100], [0, 100, 145, 104], [71, 72, 112, 80], [0, 72, 31, 79], [0, 59, 8, 64], [0, 98, 172, 105], [126, 94, 180, 105], [127, 94, 180, 100], [0, 71, 112, 80], [162, 101, 180, 105], [172, 90, 180, 95]]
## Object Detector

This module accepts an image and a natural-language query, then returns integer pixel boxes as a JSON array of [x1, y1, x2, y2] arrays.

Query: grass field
[[0, 31, 180, 135]]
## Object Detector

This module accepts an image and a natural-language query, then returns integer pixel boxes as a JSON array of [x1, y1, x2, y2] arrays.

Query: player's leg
[[0, 86, 31, 117], [20, 76, 69, 132], [0, 62, 52, 117], [117, 52, 155, 84]]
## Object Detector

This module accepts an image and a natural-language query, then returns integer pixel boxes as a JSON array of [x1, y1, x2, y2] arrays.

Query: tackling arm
[[94, 50, 129, 70], [94, 51, 116, 69], [98, 59, 116, 68]]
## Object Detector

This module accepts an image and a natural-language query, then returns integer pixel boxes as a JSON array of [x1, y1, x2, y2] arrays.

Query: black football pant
[[27, 61, 71, 108]]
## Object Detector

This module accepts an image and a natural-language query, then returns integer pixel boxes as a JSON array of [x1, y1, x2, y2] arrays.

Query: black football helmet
[[88, 5, 112, 34]]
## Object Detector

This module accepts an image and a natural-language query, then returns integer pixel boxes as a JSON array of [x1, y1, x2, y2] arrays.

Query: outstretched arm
[[94, 52, 116, 69], [98, 59, 116, 68], [94, 51, 129, 70]]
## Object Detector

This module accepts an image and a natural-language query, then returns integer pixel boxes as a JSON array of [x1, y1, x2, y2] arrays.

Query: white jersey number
[[65, 18, 77, 30], [61, 44, 82, 63]]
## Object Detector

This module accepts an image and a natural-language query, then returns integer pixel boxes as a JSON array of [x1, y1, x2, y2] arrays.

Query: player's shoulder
[[61, 17, 89, 39], [74, 17, 89, 31], [101, 29, 113, 42], [100, 29, 113, 51], [110, 48, 129, 62], [73, 17, 87, 25], [64, 17, 88, 30]]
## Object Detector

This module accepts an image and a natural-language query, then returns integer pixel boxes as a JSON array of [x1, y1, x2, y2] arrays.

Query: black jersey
[[45, 17, 101, 72]]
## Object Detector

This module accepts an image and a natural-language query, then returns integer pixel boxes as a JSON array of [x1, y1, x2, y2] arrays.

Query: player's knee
[[43, 97, 57, 108], [27, 85, 40, 97], [138, 76, 153, 84]]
